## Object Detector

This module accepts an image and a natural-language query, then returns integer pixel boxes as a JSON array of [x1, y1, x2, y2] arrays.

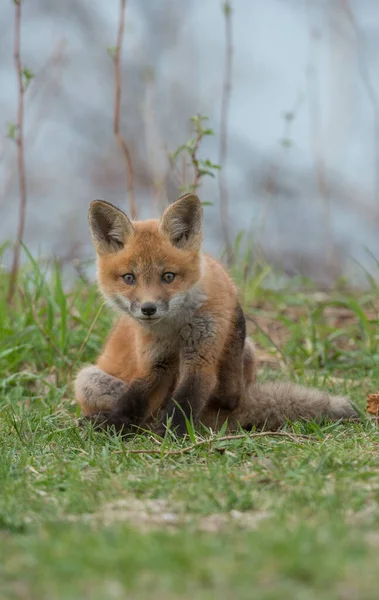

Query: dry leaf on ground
[[367, 393, 379, 416]]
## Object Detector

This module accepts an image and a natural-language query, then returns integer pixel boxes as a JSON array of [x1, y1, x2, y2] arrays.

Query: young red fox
[[75, 193, 357, 435]]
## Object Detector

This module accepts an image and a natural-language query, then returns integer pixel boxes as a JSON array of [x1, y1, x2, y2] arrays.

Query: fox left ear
[[160, 193, 203, 250], [88, 200, 135, 254]]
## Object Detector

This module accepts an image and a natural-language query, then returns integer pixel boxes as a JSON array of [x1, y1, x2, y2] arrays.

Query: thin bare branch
[[7, 0, 27, 304], [0, 40, 67, 209], [218, 2, 233, 264], [142, 73, 169, 211], [306, 21, 335, 275], [112, 430, 313, 456], [113, 0, 136, 219], [341, 0, 379, 204]]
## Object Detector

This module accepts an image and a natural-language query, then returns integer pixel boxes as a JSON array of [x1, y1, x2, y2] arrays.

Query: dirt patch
[[65, 498, 270, 533], [246, 293, 379, 369]]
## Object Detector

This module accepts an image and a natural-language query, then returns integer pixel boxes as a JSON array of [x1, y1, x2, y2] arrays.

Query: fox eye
[[162, 272, 175, 283], [123, 273, 136, 285]]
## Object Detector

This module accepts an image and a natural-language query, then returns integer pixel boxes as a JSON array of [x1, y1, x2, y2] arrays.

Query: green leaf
[[202, 159, 221, 170], [107, 46, 117, 59], [198, 169, 215, 178], [22, 67, 35, 89], [170, 144, 187, 160], [6, 122, 17, 141], [283, 111, 294, 121], [280, 138, 292, 148], [223, 2, 231, 16]]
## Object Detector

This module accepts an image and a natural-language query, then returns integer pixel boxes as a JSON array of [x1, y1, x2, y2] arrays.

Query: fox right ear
[[160, 193, 203, 251], [88, 200, 134, 254]]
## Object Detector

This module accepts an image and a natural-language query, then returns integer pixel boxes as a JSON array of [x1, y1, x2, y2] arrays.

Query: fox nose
[[141, 302, 157, 317]]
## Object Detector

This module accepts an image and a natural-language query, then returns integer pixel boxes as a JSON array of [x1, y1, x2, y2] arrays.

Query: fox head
[[88, 194, 205, 325]]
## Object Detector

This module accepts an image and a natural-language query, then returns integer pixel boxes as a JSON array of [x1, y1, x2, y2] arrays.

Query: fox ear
[[160, 193, 203, 250], [88, 200, 134, 254]]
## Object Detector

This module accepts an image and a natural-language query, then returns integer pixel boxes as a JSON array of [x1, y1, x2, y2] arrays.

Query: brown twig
[[7, 0, 27, 304], [343, 416, 379, 423], [218, 2, 233, 264], [1, 40, 67, 209], [141, 74, 169, 211], [113, 0, 136, 219], [113, 430, 312, 456], [190, 129, 204, 191]]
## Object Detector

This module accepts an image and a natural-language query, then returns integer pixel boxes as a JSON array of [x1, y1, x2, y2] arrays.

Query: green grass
[[1, 253, 379, 599]]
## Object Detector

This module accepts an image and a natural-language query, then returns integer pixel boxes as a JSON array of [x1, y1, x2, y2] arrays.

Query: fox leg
[[160, 365, 218, 436], [74, 365, 127, 416], [208, 303, 246, 411], [159, 307, 255, 435], [209, 335, 257, 411], [198, 337, 257, 429], [208, 303, 257, 411]]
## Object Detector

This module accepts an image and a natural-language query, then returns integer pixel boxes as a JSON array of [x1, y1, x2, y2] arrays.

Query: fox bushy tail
[[200, 381, 358, 431]]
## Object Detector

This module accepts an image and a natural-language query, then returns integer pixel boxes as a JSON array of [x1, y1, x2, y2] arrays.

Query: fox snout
[[129, 298, 169, 321], [111, 293, 191, 323], [140, 302, 157, 317]]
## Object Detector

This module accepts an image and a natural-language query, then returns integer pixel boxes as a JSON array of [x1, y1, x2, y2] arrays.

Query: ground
[[1, 253, 379, 600]]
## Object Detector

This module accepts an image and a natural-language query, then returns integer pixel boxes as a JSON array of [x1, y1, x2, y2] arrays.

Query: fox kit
[[75, 194, 357, 434], [76, 194, 254, 435]]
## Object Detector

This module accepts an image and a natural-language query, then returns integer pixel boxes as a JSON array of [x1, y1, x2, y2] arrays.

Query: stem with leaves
[[169, 115, 220, 199], [7, 0, 28, 304], [190, 126, 203, 191], [111, 0, 136, 219]]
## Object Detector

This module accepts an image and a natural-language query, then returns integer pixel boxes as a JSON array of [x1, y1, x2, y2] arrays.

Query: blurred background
[[1, 0, 379, 287]]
